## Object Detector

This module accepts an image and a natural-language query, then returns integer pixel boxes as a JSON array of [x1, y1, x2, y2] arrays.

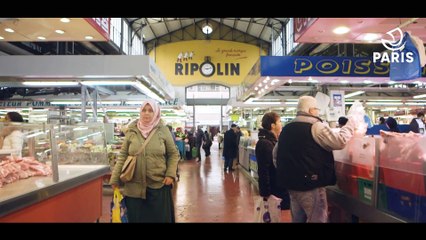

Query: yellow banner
[[149, 40, 264, 86]]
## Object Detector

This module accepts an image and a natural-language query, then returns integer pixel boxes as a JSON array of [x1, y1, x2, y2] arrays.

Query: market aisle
[[99, 140, 260, 223], [173, 141, 258, 222]]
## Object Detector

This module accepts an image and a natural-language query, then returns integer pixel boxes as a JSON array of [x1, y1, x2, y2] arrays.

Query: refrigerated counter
[[328, 133, 426, 222], [238, 137, 257, 176], [238, 136, 257, 173], [0, 122, 109, 222], [0, 165, 109, 222]]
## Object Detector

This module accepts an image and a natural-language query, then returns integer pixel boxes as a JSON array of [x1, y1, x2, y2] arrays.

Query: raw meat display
[[0, 156, 52, 188]]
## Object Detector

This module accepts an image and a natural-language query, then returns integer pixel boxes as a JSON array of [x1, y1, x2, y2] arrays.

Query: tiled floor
[[100, 141, 291, 223]]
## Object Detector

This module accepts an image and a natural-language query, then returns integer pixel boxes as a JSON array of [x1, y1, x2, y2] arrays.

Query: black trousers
[[125, 185, 175, 223], [203, 145, 211, 156]]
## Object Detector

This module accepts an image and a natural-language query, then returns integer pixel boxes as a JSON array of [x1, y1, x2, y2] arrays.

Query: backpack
[[203, 133, 212, 147]]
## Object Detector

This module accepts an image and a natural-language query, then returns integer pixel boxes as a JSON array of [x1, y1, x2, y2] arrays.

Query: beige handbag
[[120, 128, 157, 182]]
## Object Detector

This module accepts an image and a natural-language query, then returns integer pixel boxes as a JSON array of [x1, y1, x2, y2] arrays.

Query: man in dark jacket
[[195, 126, 204, 162], [202, 130, 212, 157], [222, 124, 238, 172], [276, 96, 355, 222]]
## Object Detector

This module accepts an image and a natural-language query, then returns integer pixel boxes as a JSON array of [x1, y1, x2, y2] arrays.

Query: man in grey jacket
[[276, 96, 355, 222]]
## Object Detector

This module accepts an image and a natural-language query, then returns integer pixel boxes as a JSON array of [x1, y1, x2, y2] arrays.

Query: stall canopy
[[0, 55, 175, 103], [238, 56, 426, 103]]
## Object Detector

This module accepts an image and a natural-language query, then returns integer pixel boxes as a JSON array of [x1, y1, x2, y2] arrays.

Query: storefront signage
[[0, 101, 52, 107], [85, 18, 110, 41], [150, 40, 263, 86], [260, 56, 426, 77], [159, 98, 179, 106], [0, 99, 180, 108], [175, 62, 240, 77], [293, 18, 318, 42], [373, 28, 413, 63], [328, 90, 345, 122]]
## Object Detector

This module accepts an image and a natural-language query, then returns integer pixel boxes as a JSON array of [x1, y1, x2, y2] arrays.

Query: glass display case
[[332, 136, 376, 203], [328, 133, 426, 222], [238, 134, 258, 178], [55, 123, 108, 166], [377, 132, 426, 222], [238, 136, 250, 171], [0, 122, 110, 222]]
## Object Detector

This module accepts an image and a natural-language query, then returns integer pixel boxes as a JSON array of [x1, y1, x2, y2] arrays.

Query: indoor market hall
[[2, 18, 426, 223]]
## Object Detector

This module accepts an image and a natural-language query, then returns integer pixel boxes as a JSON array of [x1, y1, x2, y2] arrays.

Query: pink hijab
[[137, 100, 161, 138]]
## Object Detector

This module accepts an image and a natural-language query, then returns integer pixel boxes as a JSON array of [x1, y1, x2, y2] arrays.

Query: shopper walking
[[276, 96, 355, 222], [195, 126, 204, 162], [255, 112, 291, 221], [110, 100, 179, 222], [222, 124, 238, 172], [175, 127, 186, 159], [202, 130, 212, 157]]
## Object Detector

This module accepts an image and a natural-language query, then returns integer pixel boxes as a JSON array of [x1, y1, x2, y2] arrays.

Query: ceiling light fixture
[[332, 26, 350, 35], [51, 101, 81, 105], [126, 101, 148, 105], [55, 29, 65, 34], [285, 102, 298, 105], [363, 33, 380, 41], [60, 18, 70, 23], [202, 21, 213, 35], [133, 81, 165, 103], [4, 28, 14, 33], [23, 81, 79, 86], [37, 36, 46, 40], [81, 80, 165, 103], [413, 94, 426, 99], [366, 102, 403, 106], [344, 91, 365, 98], [0, 36, 4, 40], [81, 81, 135, 86], [406, 102, 426, 106], [85, 35, 94, 40]]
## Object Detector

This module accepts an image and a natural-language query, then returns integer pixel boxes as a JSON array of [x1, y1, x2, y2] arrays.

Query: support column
[[81, 85, 87, 123], [192, 104, 195, 131], [92, 88, 98, 122], [220, 104, 223, 132]]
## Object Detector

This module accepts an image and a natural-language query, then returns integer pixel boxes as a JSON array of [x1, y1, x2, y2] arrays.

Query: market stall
[[0, 122, 109, 222], [328, 132, 426, 222]]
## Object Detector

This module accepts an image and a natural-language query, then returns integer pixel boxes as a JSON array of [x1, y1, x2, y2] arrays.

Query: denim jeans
[[288, 187, 328, 223]]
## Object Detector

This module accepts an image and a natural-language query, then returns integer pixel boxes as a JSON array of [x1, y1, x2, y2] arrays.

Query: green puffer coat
[[109, 119, 179, 199]]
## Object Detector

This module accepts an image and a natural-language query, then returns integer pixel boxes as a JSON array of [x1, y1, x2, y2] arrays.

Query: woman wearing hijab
[[110, 100, 180, 222]]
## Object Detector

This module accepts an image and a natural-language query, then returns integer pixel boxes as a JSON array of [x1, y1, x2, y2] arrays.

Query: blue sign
[[390, 32, 422, 81], [260, 56, 426, 78]]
